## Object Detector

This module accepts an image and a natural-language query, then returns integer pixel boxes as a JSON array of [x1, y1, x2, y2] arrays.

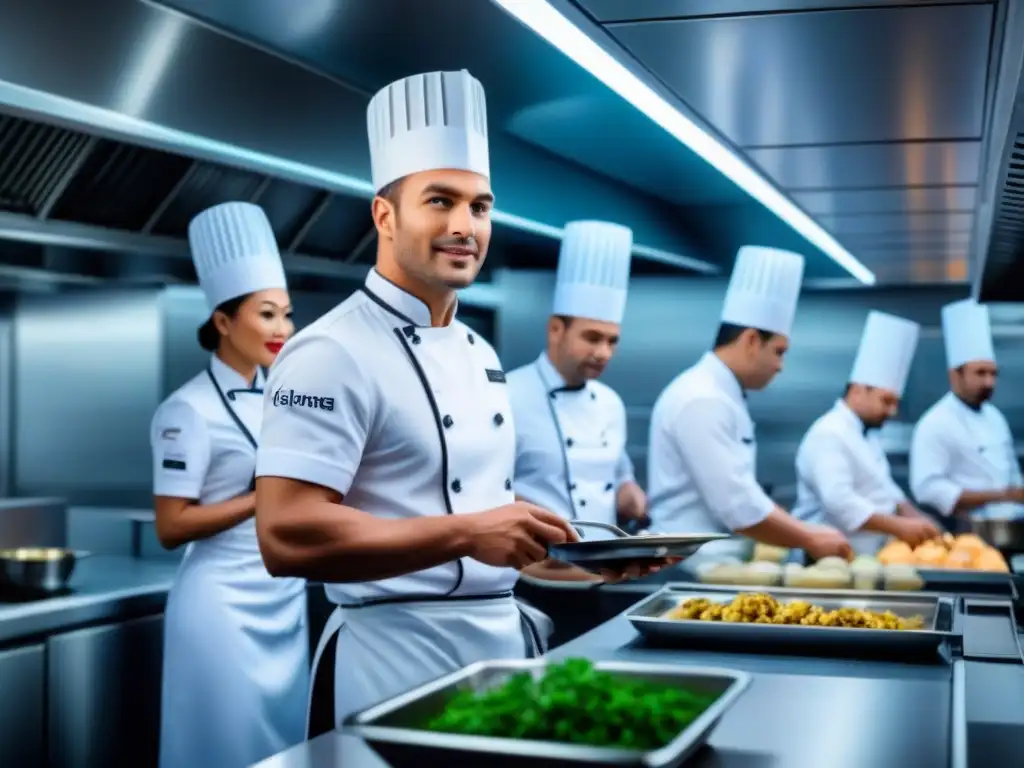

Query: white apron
[[307, 595, 550, 732], [159, 369, 309, 768]]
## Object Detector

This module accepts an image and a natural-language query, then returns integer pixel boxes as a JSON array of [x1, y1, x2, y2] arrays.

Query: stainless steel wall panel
[[606, 4, 992, 147], [821, 212, 975, 236], [13, 291, 162, 505], [747, 142, 982, 190], [791, 187, 978, 217], [576, 0, 991, 24]]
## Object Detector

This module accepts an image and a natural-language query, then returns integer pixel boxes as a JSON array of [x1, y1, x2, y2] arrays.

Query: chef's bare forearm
[[952, 489, 1015, 514], [153, 493, 255, 550], [256, 480, 472, 581], [734, 508, 813, 549], [858, 513, 907, 536]]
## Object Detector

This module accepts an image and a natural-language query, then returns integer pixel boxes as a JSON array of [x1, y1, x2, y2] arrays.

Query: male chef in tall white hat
[[508, 220, 647, 583], [253, 70, 577, 734], [910, 299, 1024, 522], [647, 246, 852, 566], [792, 311, 941, 555]]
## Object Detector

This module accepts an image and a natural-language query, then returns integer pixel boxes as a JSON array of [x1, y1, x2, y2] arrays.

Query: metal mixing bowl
[[0, 547, 89, 592], [969, 519, 1024, 554]]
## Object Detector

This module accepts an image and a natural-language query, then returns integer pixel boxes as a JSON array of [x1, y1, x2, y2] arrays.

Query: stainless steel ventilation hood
[[0, 0, 715, 300]]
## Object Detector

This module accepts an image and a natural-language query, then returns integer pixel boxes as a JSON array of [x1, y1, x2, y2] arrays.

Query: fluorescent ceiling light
[[492, 0, 876, 286]]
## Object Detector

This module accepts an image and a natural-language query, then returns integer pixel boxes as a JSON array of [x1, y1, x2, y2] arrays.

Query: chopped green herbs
[[423, 659, 719, 751]]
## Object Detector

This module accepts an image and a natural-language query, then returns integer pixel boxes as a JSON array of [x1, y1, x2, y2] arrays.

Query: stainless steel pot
[[0, 547, 89, 592], [969, 519, 1024, 554]]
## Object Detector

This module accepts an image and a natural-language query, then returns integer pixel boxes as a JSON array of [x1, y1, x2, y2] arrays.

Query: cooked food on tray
[[423, 658, 719, 751], [664, 592, 925, 631], [878, 533, 1009, 572]]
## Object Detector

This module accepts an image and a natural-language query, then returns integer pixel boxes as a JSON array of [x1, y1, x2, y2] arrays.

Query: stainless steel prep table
[[0, 554, 178, 644], [256, 606, 1024, 768]]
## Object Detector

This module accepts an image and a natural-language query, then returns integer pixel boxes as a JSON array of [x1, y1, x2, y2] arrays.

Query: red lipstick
[[265, 342, 284, 355]]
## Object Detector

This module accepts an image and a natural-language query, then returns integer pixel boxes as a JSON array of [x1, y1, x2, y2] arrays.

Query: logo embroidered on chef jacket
[[485, 369, 506, 383], [161, 427, 181, 441], [271, 388, 336, 412], [162, 459, 187, 471]]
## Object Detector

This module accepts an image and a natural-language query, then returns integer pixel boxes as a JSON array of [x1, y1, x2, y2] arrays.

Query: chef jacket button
[[604, 482, 614, 491], [412, 335, 422, 345], [590, 392, 596, 401], [504, 478, 512, 491], [602, 440, 608, 447], [493, 413, 504, 426], [566, 438, 574, 448], [579, 499, 587, 507], [570, 483, 577, 491], [442, 414, 454, 428], [451, 479, 462, 493], [549, 392, 557, 400], [467, 332, 475, 344]]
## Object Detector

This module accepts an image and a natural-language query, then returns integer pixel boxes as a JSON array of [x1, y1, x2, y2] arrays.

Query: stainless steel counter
[[0, 555, 178, 644], [255, 608, 1013, 768]]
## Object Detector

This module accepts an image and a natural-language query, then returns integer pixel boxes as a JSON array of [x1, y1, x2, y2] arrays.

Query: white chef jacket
[[507, 352, 634, 526], [910, 392, 1024, 520], [152, 354, 265, 550], [791, 399, 906, 555], [646, 352, 774, 562], [256, 268, 520, 605]]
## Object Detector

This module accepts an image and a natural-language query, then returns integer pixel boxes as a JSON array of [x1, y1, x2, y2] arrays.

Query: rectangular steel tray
[[343, 659, 752, 767], [626, 584, 957, 654], [549, 533, 731, 567]]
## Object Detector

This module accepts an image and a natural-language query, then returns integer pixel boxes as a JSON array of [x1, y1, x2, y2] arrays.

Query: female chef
[[150, 201, 309, 768]]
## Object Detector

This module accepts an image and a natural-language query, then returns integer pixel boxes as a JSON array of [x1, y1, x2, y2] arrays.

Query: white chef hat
[[941, 299, 995, 368], [849, 311, 920, 396], [187, 202, 287, 313], [551, 221, 634, 324], [367, 70, 489, 192], [720, 246, 805, 337]]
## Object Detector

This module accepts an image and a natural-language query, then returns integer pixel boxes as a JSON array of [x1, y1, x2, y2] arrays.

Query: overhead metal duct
[[0, 0, 713, 299]]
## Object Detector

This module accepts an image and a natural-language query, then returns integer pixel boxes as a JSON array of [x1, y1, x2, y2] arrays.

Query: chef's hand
[[594, 557, 682, 584], [890, 516, 941, 548], [466, 503, 577, 569], [804, 526, 853, 561], [615, 482, 648, 522]]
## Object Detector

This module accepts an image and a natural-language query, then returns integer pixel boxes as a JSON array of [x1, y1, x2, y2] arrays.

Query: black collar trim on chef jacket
[[550, 382, 586, 394]]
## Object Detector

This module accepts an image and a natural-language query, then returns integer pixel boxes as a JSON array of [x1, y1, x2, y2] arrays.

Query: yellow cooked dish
[[664, 592, 924, 631]]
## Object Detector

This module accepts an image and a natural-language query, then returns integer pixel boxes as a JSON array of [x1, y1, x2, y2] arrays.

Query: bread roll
[[815, 556, 852, 575], [883, 564, 924, 591]]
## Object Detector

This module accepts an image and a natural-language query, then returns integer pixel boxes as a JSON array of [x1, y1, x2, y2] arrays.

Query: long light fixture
[[491, 0, 876, 286]]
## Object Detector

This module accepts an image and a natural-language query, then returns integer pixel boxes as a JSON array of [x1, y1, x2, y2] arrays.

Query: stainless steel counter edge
[[0, 555, 178, 644]]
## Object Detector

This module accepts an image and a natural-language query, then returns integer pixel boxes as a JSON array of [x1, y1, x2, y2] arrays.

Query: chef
[[792, 311, 941, 555], [647, 246, 852, 566], [508, 220, 646, 582], [151, 202, 309, 768], [910, 299, 1024, 521], [253, 70, 577, 734]]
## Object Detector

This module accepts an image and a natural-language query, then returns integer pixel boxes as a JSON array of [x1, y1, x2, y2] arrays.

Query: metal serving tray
[[548, 533, 731, 567], [343, 659, 752, 767], [626, 584, 957, 654]]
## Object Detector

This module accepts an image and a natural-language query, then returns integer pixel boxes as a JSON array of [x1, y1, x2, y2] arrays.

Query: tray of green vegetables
[[343, 658, 752, 767]]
